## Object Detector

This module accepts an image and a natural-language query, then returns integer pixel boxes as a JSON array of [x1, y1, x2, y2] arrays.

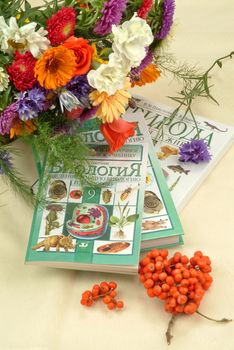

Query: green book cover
[[31, 116, 184, 251], [124, 115, 184, 251], [26, 142, 148, 274]]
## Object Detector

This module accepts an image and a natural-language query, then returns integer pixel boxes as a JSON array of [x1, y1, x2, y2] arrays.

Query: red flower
[[63, 36, 94, 75], [100, 118, 137, 154], [137, 0, 153, 19], [46, 7, 76, 45], [7, 51, 37, 91]]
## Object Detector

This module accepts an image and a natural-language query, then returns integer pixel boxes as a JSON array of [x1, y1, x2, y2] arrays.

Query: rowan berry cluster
[[80, 281, 124, 310], [139, 249, 213, 315]]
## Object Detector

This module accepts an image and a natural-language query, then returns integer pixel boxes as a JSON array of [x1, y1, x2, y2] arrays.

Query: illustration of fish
[[167, 165, 190, 175]]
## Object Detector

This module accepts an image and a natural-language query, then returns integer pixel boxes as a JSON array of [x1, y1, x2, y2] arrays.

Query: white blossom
[[0, 16, 50, 58]]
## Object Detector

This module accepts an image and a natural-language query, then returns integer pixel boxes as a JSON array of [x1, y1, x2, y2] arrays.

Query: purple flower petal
[[156, 0, 175, 40], [179, 139, 211, 164], [0, 102, 19, 135], [94, 0, 127, 35]]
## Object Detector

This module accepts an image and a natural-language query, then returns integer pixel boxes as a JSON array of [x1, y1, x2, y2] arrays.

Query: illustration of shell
[[48, 180, 67, 200], [144, 191, 163, 214], [102, 189, 112, 203]]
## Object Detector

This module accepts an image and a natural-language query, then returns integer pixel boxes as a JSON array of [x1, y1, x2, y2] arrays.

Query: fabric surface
[[0, 1, 234, 349]]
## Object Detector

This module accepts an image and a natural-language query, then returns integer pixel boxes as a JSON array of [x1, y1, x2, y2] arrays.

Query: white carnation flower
[[0, 67, 9, 92], [87, 53, 128, 95], [112, 14, 154, 68], [0, 16, 50, 58]]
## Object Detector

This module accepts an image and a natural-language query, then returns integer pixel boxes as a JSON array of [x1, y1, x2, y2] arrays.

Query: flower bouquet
[[0, 0, 175, 199]]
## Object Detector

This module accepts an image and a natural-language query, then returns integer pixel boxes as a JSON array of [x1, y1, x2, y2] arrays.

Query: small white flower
[[0, 67, 9, 92], [112, 14, 154, 68], [87, 53, 128, 95], [59, 90, 82, 113], [0, 16, 50, 58]]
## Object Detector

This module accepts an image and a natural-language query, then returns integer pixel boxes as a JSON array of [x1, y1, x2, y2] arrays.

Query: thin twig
[[196, 310, 232, 323], [165, 315, 176, 345]]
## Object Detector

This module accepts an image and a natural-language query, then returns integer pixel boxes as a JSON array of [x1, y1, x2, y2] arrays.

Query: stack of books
[[25, 97, 233, 274]]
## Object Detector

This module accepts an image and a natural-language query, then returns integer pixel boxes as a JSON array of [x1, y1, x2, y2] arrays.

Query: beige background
[[1, 1, 234, 349]]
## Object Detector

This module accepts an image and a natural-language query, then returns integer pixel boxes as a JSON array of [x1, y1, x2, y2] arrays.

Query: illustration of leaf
[[127, 214, 139, 222], [109, 216, 119, 224]]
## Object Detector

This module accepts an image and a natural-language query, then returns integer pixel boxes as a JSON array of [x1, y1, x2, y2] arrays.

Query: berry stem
[[196, 310, 232, 323], [92, 288, 114, 300], [165, 315, 176, 345]]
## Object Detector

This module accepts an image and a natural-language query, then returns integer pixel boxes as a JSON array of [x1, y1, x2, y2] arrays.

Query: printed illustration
[[144, 191, 163, 214], [45, 204, 64, 235], [167, 165, 190, 175], [204, 121, 227, 132], [109, 202, 139, 238], [157, 145, 178, 160], [120, 186, 135, 201], [142, 219, 168, 231], [69, 189, 83, 199], [102, 189, 112, 203], [32, 234, 75, 252], [146, 173, 152, 185], [97, 241, 130, 254], [169, 176, 181, 192], [66, 203, 109, 239], [48, 180, 67, 200]]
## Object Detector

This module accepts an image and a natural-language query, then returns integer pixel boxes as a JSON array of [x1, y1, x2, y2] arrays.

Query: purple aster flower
[[155, 0, 175, 40], [17, 87, 46, 121], [79, 107, 98, 125], [131, 50, 153, 81], [0, 102, 19, 136], [0, 150, 12, 174], [179, 139, 212, 164], [66, 75, 91, 105], [94, 0, 127, 35]]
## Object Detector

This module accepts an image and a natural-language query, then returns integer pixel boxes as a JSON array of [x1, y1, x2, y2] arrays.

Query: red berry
[[108, 281, 117, 290], [147, 288, 155, 298], [177, 295, 188, 305], [144, 279, 154, 289], [107, 302, 116, 310], [116, 301, 124, 309], [153, 285, 162, 296], [109, 290, 117, 298], [159, 272, 167, 281], [103, 295, 112, 304], [100, 281, 109, 293]]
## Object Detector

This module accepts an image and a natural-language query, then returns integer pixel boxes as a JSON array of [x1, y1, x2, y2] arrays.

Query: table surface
[[1, 1, 234, 349]]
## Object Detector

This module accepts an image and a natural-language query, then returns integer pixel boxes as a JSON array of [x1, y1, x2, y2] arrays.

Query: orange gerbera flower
[[132, 64, 160, 87], [10, 120, 36, 139], [34, 46, 77, 90], [89, 89, 131, 123]]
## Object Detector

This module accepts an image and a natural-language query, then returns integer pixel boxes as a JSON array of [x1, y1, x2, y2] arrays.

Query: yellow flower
[[91, 43, 108, 65], [89, 79, 131, 123]]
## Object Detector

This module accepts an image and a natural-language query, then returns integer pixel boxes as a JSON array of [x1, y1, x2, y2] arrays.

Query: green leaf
[[127, 214, 139, 223], [109, 216, 119, 224]]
